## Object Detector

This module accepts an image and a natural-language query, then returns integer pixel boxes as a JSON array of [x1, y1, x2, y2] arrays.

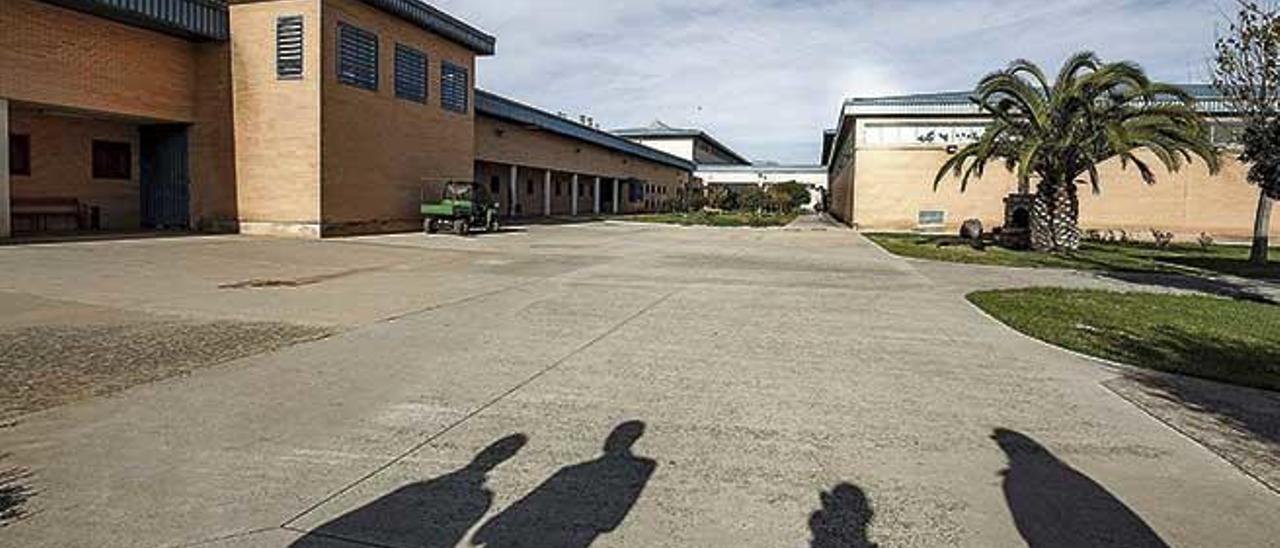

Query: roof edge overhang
[[476, 90, 696, 173], [42, 0, 230, 41], [614, 130, 752, 166], [356, 0, 495, 55]]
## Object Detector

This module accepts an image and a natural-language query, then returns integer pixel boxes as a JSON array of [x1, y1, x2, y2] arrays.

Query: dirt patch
[[1105, 374, 1280, 494], [0, 314, 332, 421], [218, 265, 389, 289]]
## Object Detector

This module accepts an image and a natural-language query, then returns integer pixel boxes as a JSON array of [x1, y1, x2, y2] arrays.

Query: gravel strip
[[1105, 374, 1280, 494], [0, 320, 332, 421]]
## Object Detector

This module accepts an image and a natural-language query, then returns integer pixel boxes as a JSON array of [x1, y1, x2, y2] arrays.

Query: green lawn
[[626, 211, 799, 228], [969, 288, 1280, 391], [866, 232, 1280, 280]]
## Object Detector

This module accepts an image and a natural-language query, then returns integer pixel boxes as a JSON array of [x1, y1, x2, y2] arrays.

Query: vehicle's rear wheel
[[454, 219, 470, 236], [425, 218, 438, 234]]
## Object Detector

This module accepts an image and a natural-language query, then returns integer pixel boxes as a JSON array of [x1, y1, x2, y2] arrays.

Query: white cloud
[[432, 0, 1222, 164]]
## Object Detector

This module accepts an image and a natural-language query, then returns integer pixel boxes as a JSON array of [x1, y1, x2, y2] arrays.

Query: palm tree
[[935, 52, 1221, 252]]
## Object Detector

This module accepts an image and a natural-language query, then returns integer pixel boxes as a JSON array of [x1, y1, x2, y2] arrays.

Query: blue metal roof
[[39, 1, 495, 53], [696, 164, 827, 173], [476, 91, 696, 172], [844, 84, 1232, 116], [42, 0, 229, 41]]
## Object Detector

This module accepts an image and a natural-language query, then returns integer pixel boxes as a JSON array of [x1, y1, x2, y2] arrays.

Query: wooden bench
[[11, 197, 86, 233]]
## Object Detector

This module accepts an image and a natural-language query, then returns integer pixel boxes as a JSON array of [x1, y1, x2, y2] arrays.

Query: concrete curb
[[962, 294, 1280, 497]]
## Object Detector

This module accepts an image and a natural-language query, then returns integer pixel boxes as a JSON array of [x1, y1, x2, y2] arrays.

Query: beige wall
[[319, 0, 477, 235], [850, 147, 1280, 240], [230, 0, 323, 237], [8, 109, 141, 231], [475, 114, 691, 216], [830, 115, 1280, 241], [0, 0, 198, 123]]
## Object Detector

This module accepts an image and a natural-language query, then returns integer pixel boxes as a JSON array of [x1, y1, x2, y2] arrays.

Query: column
[[508, 164, 519, 217], [593, 177, 601, 215], [0, 99, 9, 239], [612, 179, 620, 214], [543, 169, 552, 216], [571, 174, 580, 216]]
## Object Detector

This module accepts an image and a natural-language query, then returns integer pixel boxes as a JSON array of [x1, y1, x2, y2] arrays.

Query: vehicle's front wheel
[[487, 216, 500, 233]]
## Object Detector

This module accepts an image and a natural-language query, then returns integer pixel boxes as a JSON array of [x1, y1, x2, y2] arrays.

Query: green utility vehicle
[[421, 181, 500, 236]]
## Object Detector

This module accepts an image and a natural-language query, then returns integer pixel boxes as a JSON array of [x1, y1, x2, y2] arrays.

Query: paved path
[[0, 223, 1276, 547]]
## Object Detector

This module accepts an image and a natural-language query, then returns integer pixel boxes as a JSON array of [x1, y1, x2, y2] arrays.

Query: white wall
[[697, 168, 828, 187], [629, 137, 695, 162], [697, 166, 829, 210]]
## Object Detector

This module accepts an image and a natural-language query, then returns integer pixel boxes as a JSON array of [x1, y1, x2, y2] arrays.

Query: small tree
[[769, 182, 811, 212], [936, 53, 1219, 252], [706, 186, 735, 210], [1214, 0, 1280, 265], [739, 187, 768, 212]]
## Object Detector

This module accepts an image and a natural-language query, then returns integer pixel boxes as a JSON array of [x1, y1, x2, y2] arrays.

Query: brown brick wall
[[0, 0, 198, 122], [190, 42, 239, 231], [475, 114, 691, 215], [8, 109, 141, 231], [319, 0, 477, 235], [229, 0, 323, 236]]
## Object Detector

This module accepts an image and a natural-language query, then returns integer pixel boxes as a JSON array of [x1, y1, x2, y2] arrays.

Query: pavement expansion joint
[[280, 289, 680, 531]]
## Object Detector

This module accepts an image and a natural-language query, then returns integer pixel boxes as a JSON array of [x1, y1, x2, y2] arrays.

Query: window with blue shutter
[[441, 62, 469, 114], [276, 16, 304, 80], [394, 44, 427, 103], [337, 23, 378, 91]]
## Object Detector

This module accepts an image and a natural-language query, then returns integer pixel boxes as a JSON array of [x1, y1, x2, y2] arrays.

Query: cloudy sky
[[433, 0, 1225, 165]]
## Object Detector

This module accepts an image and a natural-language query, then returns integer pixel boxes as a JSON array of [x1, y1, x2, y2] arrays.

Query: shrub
[[738, 187, 767, 212], [1151, 229, 1175, 249], [768, 182, 810, 212], [1198, 232, 1216, 250], [707, 187, 736, 211]]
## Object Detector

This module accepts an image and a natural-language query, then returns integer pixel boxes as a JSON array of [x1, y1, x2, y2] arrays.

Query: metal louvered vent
[[337, 23, 379, 91], [394, 44, 427, 103], [276, 16, 304, 80], [441, 62, 469, 114]]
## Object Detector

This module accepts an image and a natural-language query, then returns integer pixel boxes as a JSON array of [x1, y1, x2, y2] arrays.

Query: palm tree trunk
[[1031, 180, 1081, 253], [1250, 188, 1273, 265]]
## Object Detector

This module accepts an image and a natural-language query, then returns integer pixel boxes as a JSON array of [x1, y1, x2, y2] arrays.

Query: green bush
[[739, 187, 767, 212]]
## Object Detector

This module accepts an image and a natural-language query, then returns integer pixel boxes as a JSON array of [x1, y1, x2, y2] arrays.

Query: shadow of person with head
[[993, 428, 1169, 548], [808, 483, 878, 548], [290, 433, 528, 548], [471, 421, 657, 548]]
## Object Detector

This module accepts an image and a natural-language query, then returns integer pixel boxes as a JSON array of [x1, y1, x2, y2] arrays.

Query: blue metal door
[[140, 124, 190, 229]]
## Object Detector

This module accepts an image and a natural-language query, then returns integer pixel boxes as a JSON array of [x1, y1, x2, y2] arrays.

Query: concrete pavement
[[0, 220, 1276, 546]]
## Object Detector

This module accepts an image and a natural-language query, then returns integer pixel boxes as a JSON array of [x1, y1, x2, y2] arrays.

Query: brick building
[[0, 0, 693, 238], [825, 87, 1280, 240]]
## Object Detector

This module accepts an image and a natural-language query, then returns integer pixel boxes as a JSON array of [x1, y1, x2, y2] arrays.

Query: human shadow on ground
[[0, 455, 35, 528], [993, 428, 1169, 548], [471, 420, 657, 548], [1124, 372, 1280, 449], [290, 434, 528, 548], [1098, 270, 1276, 304], [1072, 322, 1280, 394], [808, 483, 878, 548]]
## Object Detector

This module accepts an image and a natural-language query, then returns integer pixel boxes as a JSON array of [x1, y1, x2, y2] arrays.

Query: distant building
[[826, 86, 1279, 239], [615, 121, 828, 209], [613, 121, 751, 166]]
